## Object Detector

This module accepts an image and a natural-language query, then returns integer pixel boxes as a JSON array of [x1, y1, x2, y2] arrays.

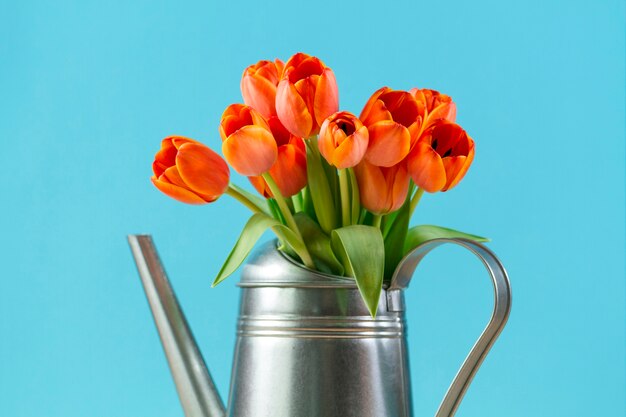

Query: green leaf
[[212, 213, 305, 287], [294, 213, 344, 275], [331, 225, 385, 317], [322, 156, 339, 205], [383, 198, 410, 281], [267, 198, 286, 225], [306, 140, 337, 234], [403, 225, 490, 255], [229, 183, 271, 215], [302, 187, 317, 221]]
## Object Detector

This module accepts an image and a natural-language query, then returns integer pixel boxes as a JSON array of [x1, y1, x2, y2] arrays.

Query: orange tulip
[[219, 104, 278, 176], [151, 136, 230, 204], [407, 123, 475, 193], [318, 111, 369, 169], [354, 160, 410, 215], [241, 59, 284, 120], [359, 87, 421, 167], [410, 88, 456, 131], [275, 52, 339, 138], [248, 117, 307, 197]]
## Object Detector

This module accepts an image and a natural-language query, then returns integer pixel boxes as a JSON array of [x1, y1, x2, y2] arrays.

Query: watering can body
[[128, 236, 511, 417]]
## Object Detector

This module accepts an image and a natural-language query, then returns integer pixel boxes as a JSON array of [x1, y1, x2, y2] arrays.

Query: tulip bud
[[359, 87, 421, 167], [151, 136, 230, 204], [241, 59, 284, 120], [407, 123, 475, 193], [318, 111, 369, 169], [248, 117, 307, 197], [354, 160, 410, 215], [276, 52, 339, 138], [410, 88, 456, 131], [219, 104, 278, 176]]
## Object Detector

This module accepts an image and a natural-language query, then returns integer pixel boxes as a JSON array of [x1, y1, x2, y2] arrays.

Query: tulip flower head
[[318, 111, 369, 169], [241, 59, 284, 120], [219, 104, 278, 176], [354, 160, 410, 215], [249, 117, 307, 197], [276, 52, 339, 138], [408, 123, 475, 193], [359, 87, 422, 168], [152, 136, 230, 204]]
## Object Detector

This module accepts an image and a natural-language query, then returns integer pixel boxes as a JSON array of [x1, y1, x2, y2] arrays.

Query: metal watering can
[[128, 235, 511, 417]]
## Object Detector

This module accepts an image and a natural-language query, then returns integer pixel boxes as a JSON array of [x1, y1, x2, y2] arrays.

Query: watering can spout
[[128, 234, 226, 417]]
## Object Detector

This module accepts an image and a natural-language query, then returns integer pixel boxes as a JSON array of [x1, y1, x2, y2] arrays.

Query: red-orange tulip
[[407, 123, 474, 193], [152, 136, 230, 204], [354, 160, 410, 215], [359, 87, 421, 167], [318, 111, 369, 169], [241, 59, 284, 120], [275, 52, 339, 138], [219, 104, 278, 176], [410, 88, 456, 131], [248, 117, 307, 197]]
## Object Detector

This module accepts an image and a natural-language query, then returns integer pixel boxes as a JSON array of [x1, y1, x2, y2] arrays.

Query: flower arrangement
[[151, 52, 486, 316]]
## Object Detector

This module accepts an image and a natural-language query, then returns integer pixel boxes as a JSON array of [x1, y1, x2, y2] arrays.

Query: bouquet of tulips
[[151, 52, 487, 316]]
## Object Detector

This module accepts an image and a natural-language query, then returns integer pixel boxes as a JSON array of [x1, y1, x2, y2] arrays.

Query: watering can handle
[[387, 238, 512, 417]]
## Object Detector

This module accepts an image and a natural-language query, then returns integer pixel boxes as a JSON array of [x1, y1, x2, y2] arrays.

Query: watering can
[[128, 235, 511, 417]]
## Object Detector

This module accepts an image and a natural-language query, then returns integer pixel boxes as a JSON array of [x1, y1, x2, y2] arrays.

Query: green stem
[[372, 214, 383, 229], [262, 172, 315, 268], [292, 193, 303, 213], [226, 185, 264, 214], [338, 168, 351, 226], [285, 196, 295, 213], [409, 187, 425, 217]]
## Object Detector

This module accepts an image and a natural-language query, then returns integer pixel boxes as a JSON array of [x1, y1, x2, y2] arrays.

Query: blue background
[[2, 0, 624, 416]]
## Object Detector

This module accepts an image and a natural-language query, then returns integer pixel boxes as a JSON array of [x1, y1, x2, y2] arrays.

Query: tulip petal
[[153, 139, 178, 177], [317, 118, 336, 163], [426, 102, 456, 129], [441, 156, 466, 191], [361, 97, 392, 126], [314, 68, 339, 127], [294, 77, 316, 121], [354, 162, 387, 214], [276, 79, 313, 138], [364, 121, 411, 167], [222, 125, 278, 176], [241, 74, 277, 119], [170, 136, 194, 150], [333, 125, 369, 169], [270, 141, 307, 196], [162, 166, 188, 188], [379, 91, 416, 126], [359, 87, 389, 124], [151, 177, 212, 204], [267, 116, 293, 146], [388, 163, 410, 213], [407, 142, 447, 193], [443, 143, 475, 191], [248, 175, 272, 198], [176, 142, 230, 197]]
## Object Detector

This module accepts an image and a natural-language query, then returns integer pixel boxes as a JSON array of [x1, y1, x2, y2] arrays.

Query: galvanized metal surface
[[128, 235, 226, 417], [389, 238, 512, 417], [128, 236, 511, 417]]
